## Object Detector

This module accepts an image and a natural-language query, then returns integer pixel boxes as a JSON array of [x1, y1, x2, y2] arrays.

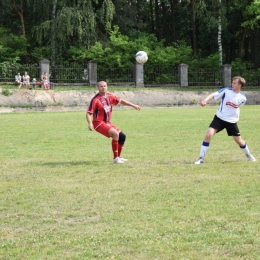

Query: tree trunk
[[51, 0, 58, 68], [169, 0, 176, 42], [136, 0, 141, 30], [12, 0, 25, 37], [149, 0, 155, 34], [161, 1, 166, 42], [251, 26, 259, 70], [154, 0, 160, 40], [191, 0, 197, 55], [238, 26, 247, 59], [218, 0, 222, 66]]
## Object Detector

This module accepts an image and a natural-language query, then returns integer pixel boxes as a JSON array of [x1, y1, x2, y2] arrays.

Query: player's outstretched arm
[[200, 93, 214, 107], [120, 99, 140, 111]]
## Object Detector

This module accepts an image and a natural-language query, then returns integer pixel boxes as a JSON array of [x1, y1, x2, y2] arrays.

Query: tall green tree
[[241, 0, 260, 69], [218, 0, 223, 66], [31, 0, 115, 64]]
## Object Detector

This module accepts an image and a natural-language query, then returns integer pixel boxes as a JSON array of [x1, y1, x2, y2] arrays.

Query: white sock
[[240, 143, 250, 155], [200, 141, 210, 158]]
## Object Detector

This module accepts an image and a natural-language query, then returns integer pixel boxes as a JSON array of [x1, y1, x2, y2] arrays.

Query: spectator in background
[[15, 72, 22, 88], [41, 72, 50, 89], [23, 71, 30, 89]]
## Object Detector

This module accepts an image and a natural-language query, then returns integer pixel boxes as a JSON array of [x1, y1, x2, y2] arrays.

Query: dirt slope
[[0, 89, 260, 113]]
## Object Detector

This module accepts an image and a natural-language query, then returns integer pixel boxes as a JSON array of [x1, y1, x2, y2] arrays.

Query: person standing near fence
[[194, 76, 256, 164], [86, 81, 141, 164], [22, 71, 30, 89], [15, 72, 22, 88]]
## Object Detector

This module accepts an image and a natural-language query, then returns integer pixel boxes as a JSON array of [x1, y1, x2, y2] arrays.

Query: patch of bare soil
[[1, 89, 260, 113]]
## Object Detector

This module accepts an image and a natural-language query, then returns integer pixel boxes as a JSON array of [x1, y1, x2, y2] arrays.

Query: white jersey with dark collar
[[213, 87, 246, 123]]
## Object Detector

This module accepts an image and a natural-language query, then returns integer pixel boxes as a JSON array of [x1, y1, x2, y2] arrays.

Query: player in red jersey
[[86, 81, 141, 164]]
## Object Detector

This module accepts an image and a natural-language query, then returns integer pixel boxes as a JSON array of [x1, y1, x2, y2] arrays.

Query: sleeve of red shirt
[[110, 94, 121, 106], [87, 96, 97, 114]]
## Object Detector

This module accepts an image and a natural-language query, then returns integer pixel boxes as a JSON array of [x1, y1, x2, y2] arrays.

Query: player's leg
[[108, 127, 119, 159], [233, 136, 256, 162], [195, 116, 225, 164], [108, 126, 125, 164], [225, 123, 256, 162], [95, 123, 123, 164], [118, 131, 127, 161], [195, 127, 217, 164]]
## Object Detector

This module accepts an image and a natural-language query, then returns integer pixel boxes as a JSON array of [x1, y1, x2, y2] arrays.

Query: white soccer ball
[[135, 51, 148, 64]]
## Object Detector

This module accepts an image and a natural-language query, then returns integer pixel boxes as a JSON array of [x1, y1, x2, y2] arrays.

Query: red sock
[[112, 139, 118, 159], [118, 144, 124, 157]]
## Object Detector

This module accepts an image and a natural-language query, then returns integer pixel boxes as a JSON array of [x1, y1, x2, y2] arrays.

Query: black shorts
[[209, 115, 240, 136]]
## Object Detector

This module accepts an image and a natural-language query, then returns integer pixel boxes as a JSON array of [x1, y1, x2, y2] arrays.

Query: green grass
[[0, 106, 260, 259]]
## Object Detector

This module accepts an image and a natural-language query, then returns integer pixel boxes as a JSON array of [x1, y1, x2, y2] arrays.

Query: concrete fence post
[[222, 64, 232, 87], [88, 61, 97, 86], [135, 62, 144, 87], [39, 59, 50, 79], [178, 63, 188, 87]]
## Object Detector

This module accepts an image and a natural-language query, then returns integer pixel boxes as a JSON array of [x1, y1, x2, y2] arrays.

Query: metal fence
[[0, 64, 40, 82], [97, 66, 135, 84], [232, 69, 260, 87], [188, 68, 222, 87], [144, 67, 179, 85], [50, 66, 88, 83], [1, 63, 260, 87]]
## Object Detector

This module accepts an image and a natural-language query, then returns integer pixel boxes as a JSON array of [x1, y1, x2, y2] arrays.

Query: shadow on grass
[[37, 160, 101, 167]]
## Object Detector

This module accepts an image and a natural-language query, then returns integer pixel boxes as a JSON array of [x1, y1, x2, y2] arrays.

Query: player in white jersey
[[195, 76, 256, 164]]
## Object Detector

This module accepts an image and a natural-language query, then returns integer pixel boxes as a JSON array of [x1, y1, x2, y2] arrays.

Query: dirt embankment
[[1, 88, 260, 113]]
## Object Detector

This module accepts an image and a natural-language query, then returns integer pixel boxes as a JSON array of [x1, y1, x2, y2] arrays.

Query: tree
[[11, 0, 26, 37], [32, 0, 115, 65], [218, 0, 223, 66], [51, 0, 57, 68], [190, 0, 197, 55], [0, 27, 27, 62], [241, 0, 260, 69]]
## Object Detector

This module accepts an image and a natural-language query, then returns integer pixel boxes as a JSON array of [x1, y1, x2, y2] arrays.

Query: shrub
[[2, 89, 12, 96]]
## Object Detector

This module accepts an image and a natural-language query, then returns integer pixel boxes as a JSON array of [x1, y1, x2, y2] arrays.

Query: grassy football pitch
[[1, 106, 260, 259]]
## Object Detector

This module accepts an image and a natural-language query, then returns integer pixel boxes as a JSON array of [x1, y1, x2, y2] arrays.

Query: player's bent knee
[[119, 131, 126, 145], [108, 128, 119, 140]]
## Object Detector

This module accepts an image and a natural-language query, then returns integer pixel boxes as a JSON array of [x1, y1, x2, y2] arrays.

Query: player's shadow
[[38, 160, 104, 167]]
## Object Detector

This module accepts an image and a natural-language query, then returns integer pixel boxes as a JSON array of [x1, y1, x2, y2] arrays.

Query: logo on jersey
[[104, 105, 111, 112], [237, 99, 244, 105], [226, 101, 238, 108]]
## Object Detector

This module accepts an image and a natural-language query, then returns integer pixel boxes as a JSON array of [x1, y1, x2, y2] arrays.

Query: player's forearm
[[200, 93, 214, 106], [120, 99, 134, 106], [86, 112, 94, 130], [203, 93, 214, 102], [86, 112, 92, 124], [120, 99, 140, 110]]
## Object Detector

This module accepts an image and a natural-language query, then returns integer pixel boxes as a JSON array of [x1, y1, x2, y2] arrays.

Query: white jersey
[[213, 87, 246, 123]]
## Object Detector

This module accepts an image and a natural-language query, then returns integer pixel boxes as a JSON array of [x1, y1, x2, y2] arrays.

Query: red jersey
[[87, 93, 121, 123]]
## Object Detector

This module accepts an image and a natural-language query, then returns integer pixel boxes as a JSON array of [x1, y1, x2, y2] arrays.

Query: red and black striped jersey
[[87, 93, 121, 123]]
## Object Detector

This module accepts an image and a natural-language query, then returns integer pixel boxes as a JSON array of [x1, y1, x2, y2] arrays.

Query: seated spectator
[[15, 72, 22, 88], [41, 72, 50, 89], [23, 71, 30, 89]]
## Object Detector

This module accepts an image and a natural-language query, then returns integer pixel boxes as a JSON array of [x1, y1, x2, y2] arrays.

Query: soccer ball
[[135, 51, 148, 64]]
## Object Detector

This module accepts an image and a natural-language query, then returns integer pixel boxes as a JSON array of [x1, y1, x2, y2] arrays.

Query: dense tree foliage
[[0, 0, 259, 69]]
